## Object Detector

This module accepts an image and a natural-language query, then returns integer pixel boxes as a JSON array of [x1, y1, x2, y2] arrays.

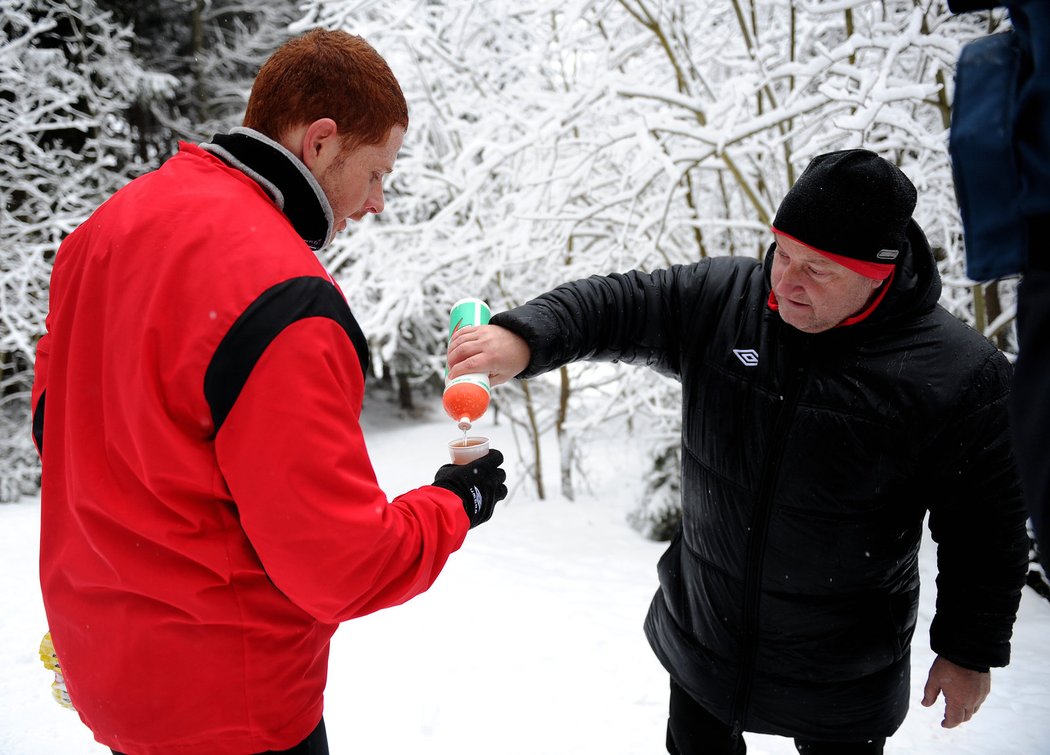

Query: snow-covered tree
[[5, 0, 1014, 526], [95, 0, 300, 158], [298, 0, 1011, 532], [0, 0, 160, 501]]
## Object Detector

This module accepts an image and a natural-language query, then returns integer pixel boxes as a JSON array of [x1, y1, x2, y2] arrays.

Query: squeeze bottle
[[443, 298, 491, 432]]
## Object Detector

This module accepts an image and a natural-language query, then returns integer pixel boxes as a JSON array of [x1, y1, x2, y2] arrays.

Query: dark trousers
[[1014, 264, 1050, 576], [666, 679, 886, 755], [112, 716, 328, 755]]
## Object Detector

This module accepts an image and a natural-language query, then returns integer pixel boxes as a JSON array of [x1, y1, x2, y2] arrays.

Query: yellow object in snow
[[39, 632, 75, 711]]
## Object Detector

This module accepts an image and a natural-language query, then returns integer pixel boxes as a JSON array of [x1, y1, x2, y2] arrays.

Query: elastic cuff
[[942, 656, 991, 673]]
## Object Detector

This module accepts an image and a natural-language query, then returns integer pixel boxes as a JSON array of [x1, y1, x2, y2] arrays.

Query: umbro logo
[[733, 348, 759, 366]]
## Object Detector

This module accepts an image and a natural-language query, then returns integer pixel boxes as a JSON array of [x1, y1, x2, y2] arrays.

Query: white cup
[[448, 436, 490, 465]]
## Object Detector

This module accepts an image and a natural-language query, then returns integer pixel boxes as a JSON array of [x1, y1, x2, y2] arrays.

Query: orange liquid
[[442, 381, 490, 423], [451, 438, 486, 448]]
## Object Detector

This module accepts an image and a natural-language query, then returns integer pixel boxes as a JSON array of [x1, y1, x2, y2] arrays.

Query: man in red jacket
[[31, 29, 506, 755]]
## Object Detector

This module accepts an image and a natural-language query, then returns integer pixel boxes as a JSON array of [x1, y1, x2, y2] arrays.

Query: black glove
[[432, 450, 508, 528]]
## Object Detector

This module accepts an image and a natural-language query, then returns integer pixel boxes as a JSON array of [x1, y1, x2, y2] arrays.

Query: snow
[[2, 399, 1049, 755]]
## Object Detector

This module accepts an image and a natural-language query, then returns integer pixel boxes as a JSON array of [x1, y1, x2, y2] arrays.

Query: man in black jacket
[[447, 150, 1029, 754]]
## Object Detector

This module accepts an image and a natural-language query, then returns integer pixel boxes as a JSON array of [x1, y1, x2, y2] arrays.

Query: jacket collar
[[200, 127, 335, 251]]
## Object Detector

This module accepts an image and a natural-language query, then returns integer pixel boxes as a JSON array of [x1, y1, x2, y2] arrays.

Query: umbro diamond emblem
[[733, 348, 759, 366]]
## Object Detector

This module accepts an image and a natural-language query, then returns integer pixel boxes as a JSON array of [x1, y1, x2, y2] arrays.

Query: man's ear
[[299, 118, 339, 170]]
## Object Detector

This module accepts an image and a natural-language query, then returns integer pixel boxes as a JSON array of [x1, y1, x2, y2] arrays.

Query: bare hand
[[921, 655, 991, 728], [447, 324, 530, 386]]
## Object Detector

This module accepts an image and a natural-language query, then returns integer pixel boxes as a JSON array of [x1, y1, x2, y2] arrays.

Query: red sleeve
[[214, 316, 469, 624]]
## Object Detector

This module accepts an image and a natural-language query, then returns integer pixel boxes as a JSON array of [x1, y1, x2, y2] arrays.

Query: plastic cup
[[448, 436, 490, 465]]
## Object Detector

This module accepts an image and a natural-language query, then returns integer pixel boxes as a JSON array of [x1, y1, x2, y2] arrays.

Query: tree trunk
[[556, 366, 574, 501]]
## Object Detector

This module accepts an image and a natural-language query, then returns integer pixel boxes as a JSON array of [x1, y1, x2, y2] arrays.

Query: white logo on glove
[[470, 486, 483, 516]]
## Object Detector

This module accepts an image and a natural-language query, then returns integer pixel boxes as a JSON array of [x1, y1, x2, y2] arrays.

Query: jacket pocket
[[756, 587, 919, 682]]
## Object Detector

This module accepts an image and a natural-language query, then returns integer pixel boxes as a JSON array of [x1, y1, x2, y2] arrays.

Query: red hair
[[243, 29, 408, 150]]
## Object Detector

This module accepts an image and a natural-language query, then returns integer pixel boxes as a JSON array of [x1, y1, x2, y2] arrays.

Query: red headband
[[771, 227, 896, 281]]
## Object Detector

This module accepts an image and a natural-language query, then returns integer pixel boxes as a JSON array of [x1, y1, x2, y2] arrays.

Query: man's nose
[[779, 263, 804, 288], [365, 186, 385, 215]]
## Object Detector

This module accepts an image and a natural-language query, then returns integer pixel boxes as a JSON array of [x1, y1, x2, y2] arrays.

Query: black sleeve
[[490, 264, 709, 380], [927, 352, 1029, 669]]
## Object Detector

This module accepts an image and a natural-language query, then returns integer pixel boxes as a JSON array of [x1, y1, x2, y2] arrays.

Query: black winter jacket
[[490, 222, 1028, 739]]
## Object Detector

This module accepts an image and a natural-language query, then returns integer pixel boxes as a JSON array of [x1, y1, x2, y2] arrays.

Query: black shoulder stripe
[[204, 276, 370, 434], [33, 390, 45, 454]]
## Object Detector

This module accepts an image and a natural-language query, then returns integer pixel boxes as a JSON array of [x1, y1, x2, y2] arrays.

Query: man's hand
[[432, 450, 508, 528], [447, 324, 530, 386], [921, 655, 991, 728]]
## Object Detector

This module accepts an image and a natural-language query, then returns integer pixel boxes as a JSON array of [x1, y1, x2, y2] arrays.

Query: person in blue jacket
[[949, 0, 1050, 575]]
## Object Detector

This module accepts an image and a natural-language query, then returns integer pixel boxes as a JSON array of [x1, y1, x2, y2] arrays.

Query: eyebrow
[[778, 245, 836, 271]]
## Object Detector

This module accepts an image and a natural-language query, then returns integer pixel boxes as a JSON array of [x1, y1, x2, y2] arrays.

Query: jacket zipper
[[728, 361, 806, 735]]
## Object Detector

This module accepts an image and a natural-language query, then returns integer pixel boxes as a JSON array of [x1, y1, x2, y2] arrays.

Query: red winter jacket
[[31, 134, 469, 754]]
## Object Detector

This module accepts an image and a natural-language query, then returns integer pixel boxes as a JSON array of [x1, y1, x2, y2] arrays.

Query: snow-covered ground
[[3, 398, 1049, 754]]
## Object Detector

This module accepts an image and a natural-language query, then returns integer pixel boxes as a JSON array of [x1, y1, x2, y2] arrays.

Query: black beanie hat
[[772, 149, 917, 275]]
